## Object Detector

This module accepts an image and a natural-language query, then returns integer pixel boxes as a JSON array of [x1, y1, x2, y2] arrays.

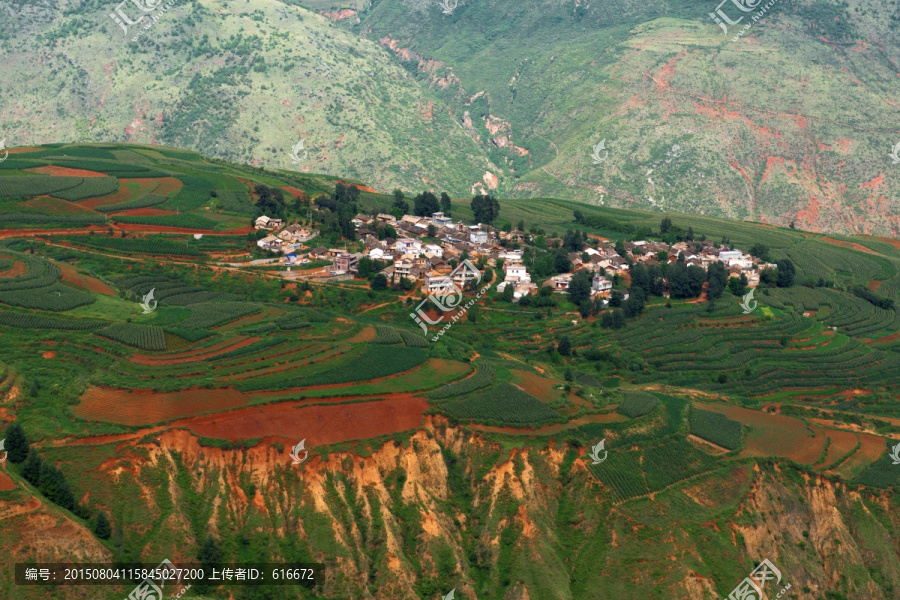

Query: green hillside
[[351, 0, 900, 235]]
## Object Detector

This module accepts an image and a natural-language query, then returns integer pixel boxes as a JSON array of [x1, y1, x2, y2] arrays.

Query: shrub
[[0, 311, 105, 330], [373, 326, 403, 344], [429, 363, 494, 399]]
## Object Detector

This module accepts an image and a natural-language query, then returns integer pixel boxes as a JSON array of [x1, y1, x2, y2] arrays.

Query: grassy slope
[[0, 0, 494, 195]]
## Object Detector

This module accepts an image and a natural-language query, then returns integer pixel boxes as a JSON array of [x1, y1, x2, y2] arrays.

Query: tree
[[568, 270, 592, 305], [630, 264, 650, 296], [196, 535, 223, 594], [501, 284, 515, 302], [470, 194, 500, 225], [392, 189, 409, 215], [427, 224, 437, 238], [727, 276, 745, 296], [668, 263, 706, 299], [760, 268, 778, 286], [748, 243, 769, 261], [660, 217, 672, 234], [440, 192, 452, 215], [686, 226, 694, 241], [4, 422, 28, 463], [94, 512, 112, 540], [371, 274, 387, 290], [614, 240, 626, 256], [517, 220, 525, 232], [553, 253, 572, 274], [609, 290, 624, 308], [707, 262, 728, 300], [357, 257, 375, 279], [21, 452, 42, 485], [557, 336, 572, 356], [776, 258, 796, 288], [413, 191, 440, 217]]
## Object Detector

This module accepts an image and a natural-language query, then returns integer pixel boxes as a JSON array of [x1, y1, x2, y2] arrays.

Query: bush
[[0, 311, 106, 330], [373, 326, 403, 344]]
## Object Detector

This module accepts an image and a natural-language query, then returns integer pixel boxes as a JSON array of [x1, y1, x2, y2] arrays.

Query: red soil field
[[0, 471, 15, 491], [21, 196, 94, 215], [335, 180, 377, 193], [833, 432, 885, 477], [25, 165, 107, 178], [55, 261, 116, 296], [179, 394, 428, 445], [113, 208, 177, 217], [701, 403, 827, 464], [74, 386, 253, 425], [129, 336, 260, 366], [81, 178, 159, 210], [115, 223, 254, 235], [820, 237, 879, 255], [153, 177, 183, 195], [815, 427, 858, 469], [510, 369, 562, 402], [346, 326, 376, 343], [0, 260, 27, 278], [470, 411, 627, 436], [42, 351, 56, 358], [280, 186, 308, 201], [0, 226, 109, 240]]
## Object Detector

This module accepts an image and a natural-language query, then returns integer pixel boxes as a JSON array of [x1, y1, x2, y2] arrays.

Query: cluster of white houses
[[254, 211, 775, 296]]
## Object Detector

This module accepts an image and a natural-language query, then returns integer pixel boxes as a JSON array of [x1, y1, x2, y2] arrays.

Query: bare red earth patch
[[74, 386, 253, 425], [82, 178, 159, 210], [0, 260, 27, 278], [114, 208, 177, 217], [0, 471, 15, 491], [180, 394, 428, 445], [26, 165, 108, 178], [42, 351, 56, 359]]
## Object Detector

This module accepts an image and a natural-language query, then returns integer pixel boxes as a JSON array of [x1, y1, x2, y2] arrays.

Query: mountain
[[0, 0, 494, 195], [3, 0, 900, 236], [351, 0, 900, 235]]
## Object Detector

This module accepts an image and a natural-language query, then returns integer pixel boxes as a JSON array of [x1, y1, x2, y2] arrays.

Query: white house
[[591, 275, 612, 293], [425, 274, 455, 293], [432, 212, 453, 227], [718, 250, 743, 263], [395, 238, 422, 254]]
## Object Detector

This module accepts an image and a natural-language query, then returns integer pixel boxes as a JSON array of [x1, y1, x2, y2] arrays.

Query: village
[[248, 210, 778, 303]]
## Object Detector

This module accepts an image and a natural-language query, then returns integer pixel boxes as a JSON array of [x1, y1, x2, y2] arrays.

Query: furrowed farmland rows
[[429, 362, 495, 399], [0, 311, 106, 330], [98, 323, 166, 351], [441, 382, 558, 424], [129, 337, 259, 365]]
